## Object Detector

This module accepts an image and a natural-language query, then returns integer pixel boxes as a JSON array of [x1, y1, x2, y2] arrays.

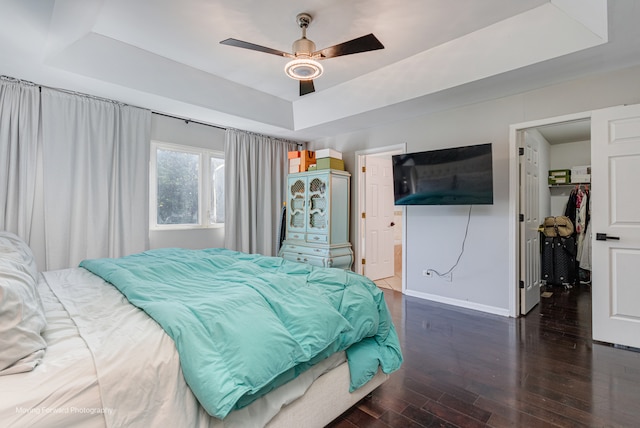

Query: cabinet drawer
[[306, 233, 328, 243], [326, 254, 353, 270], [287, 232, 305, 241], [281, 252, 325, 266], [281, 244, 330, 257]]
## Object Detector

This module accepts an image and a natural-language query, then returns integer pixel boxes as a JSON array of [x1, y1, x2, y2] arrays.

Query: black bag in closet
[[541, 235, 577, 286]]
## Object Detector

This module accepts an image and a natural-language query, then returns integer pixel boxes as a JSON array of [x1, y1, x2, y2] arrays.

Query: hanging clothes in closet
[[564, 185, 591, 284]]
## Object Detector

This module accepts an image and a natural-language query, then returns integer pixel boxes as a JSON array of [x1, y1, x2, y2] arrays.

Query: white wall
[[310, 64, 640, 315], [149, 114, 226, 250], [549, 140, 591, 170]]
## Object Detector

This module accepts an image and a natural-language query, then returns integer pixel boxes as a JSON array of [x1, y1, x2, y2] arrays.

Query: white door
[[591, 103, 640, 349], [364, 155, 395, 280], [520, 131, 542, 314]]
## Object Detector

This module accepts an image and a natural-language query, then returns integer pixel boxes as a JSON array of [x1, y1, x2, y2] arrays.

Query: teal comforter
[[80, 248, 402, 419]]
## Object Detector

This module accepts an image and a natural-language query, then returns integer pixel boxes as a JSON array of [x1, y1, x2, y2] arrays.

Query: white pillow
[[0, 232, 47, 375]]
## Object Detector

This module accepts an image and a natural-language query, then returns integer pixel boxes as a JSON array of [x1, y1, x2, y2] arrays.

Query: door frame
[[508, 111, 591, 317], [354, 144, 406, 286]]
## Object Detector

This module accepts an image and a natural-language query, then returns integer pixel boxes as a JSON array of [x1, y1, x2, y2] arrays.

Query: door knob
[[390, 222, 395, 227], [596, 233, 620, 241]]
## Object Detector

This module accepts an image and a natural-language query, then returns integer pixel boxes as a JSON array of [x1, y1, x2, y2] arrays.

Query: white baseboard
[[403, 289, 511, 317]]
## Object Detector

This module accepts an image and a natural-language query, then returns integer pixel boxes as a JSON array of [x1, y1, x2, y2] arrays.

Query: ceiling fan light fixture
[[220, 11, 384, 95], [284, 58, 323, 80]]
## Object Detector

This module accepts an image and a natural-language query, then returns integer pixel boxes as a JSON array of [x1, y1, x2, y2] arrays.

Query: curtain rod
[[153, 113, 306, 147], [151, 111, 226, 130], [1, 75, 226, 130], [225, 127, 304, 147], [2, 74, 305, 145], [1, 75, 128, 106]]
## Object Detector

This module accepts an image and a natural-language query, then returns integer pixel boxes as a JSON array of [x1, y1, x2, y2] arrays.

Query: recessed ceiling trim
[[293, 2, 608, 130], [552, 0, 608, 40], [47, 32, 294, 130]]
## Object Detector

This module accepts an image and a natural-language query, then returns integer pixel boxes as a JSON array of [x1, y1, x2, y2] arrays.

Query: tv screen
[[392, 143, 493, 205]]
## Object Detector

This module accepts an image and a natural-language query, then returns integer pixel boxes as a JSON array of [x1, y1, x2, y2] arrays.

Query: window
[[150, 141, 224, 229]]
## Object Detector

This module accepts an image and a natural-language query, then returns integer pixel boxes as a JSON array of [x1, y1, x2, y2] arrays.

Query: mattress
[[2, 270, 105, 428], [1, 267, 371, 428]]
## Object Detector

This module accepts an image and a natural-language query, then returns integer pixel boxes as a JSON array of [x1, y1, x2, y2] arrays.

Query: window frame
[[149, 140, 224, 230]]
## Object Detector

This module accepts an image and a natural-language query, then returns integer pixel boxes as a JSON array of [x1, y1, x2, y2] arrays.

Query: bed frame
[[268, 364, 387, 427]]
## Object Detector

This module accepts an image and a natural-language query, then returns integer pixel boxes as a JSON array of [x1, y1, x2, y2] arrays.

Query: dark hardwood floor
[[328, 285, 640, 427]]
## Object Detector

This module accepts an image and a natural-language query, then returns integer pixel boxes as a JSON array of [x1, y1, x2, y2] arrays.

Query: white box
[[571, 165, 590, 175], [571, 174, 591, 183], [315, 148, 342, 160]]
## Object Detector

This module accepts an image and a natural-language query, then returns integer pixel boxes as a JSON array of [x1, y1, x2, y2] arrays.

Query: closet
[[546, 133, 592, 286]]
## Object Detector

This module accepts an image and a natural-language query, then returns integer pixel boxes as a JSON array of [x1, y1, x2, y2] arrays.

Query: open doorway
[[355, 144, 406, 292], [511, 113, 592, 319], [372, 208, 403, 292], [511, 105, 640, 349]]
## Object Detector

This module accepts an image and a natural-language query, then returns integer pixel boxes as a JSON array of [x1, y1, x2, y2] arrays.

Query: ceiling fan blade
[[314, 33, 384, 59], [300, 79, 315, 96], [220, 38, 291, 57]]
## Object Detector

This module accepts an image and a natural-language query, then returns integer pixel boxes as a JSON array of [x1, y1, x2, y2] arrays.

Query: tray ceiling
[[1, 0, 635, 140]]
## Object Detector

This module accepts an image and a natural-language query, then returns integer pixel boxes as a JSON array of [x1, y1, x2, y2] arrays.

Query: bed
[[0, 232, 402, 427]]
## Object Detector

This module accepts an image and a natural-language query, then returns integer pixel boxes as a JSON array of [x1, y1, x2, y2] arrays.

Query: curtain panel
[[40, 89, 151, 270], [0, 78, 40, 243], [224, 129, 299, 256]]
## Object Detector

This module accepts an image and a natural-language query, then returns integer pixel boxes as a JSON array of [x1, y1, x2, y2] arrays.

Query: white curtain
[[40, 89, 151, 270], [0, 77, 40, 242], [224, 129, 298, 256]]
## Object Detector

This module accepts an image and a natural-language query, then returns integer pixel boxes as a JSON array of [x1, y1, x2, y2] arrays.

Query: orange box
[[287, 151, 300, 159], [299, 150, 315, 171]]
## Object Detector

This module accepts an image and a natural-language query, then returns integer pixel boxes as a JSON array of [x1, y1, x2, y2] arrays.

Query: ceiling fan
[[220, 12, 384, 96]]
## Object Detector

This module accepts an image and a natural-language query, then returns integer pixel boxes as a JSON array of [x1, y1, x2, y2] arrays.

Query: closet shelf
[[549, 182, 590, 188]]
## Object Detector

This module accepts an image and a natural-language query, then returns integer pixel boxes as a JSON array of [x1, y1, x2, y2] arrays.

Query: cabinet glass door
[[288, 177, 307, 232], [308, 176, 328, 233]]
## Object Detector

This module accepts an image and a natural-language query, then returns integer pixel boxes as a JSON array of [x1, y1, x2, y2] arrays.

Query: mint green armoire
[[278, 169, 353, 269]]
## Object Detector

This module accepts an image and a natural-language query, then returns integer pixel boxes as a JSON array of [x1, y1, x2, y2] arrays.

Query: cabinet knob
[[390, 222, 395, 227]]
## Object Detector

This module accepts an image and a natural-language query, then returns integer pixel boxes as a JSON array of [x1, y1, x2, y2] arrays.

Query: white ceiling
[[1, 0, 637, 141], [537, 119, 591, 145]]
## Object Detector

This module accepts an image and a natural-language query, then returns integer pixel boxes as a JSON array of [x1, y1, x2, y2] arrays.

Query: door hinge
[[362, 212, 366, 219], [519, 147, 524, 156], [362, 258, 366, 265], [519, 280, 524, 289], [362, 166, 366, 173], [519, 214, 524, 222]]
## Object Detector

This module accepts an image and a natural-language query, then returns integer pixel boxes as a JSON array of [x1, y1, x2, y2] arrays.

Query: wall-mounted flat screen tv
[[392, 143, 493, 205]]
